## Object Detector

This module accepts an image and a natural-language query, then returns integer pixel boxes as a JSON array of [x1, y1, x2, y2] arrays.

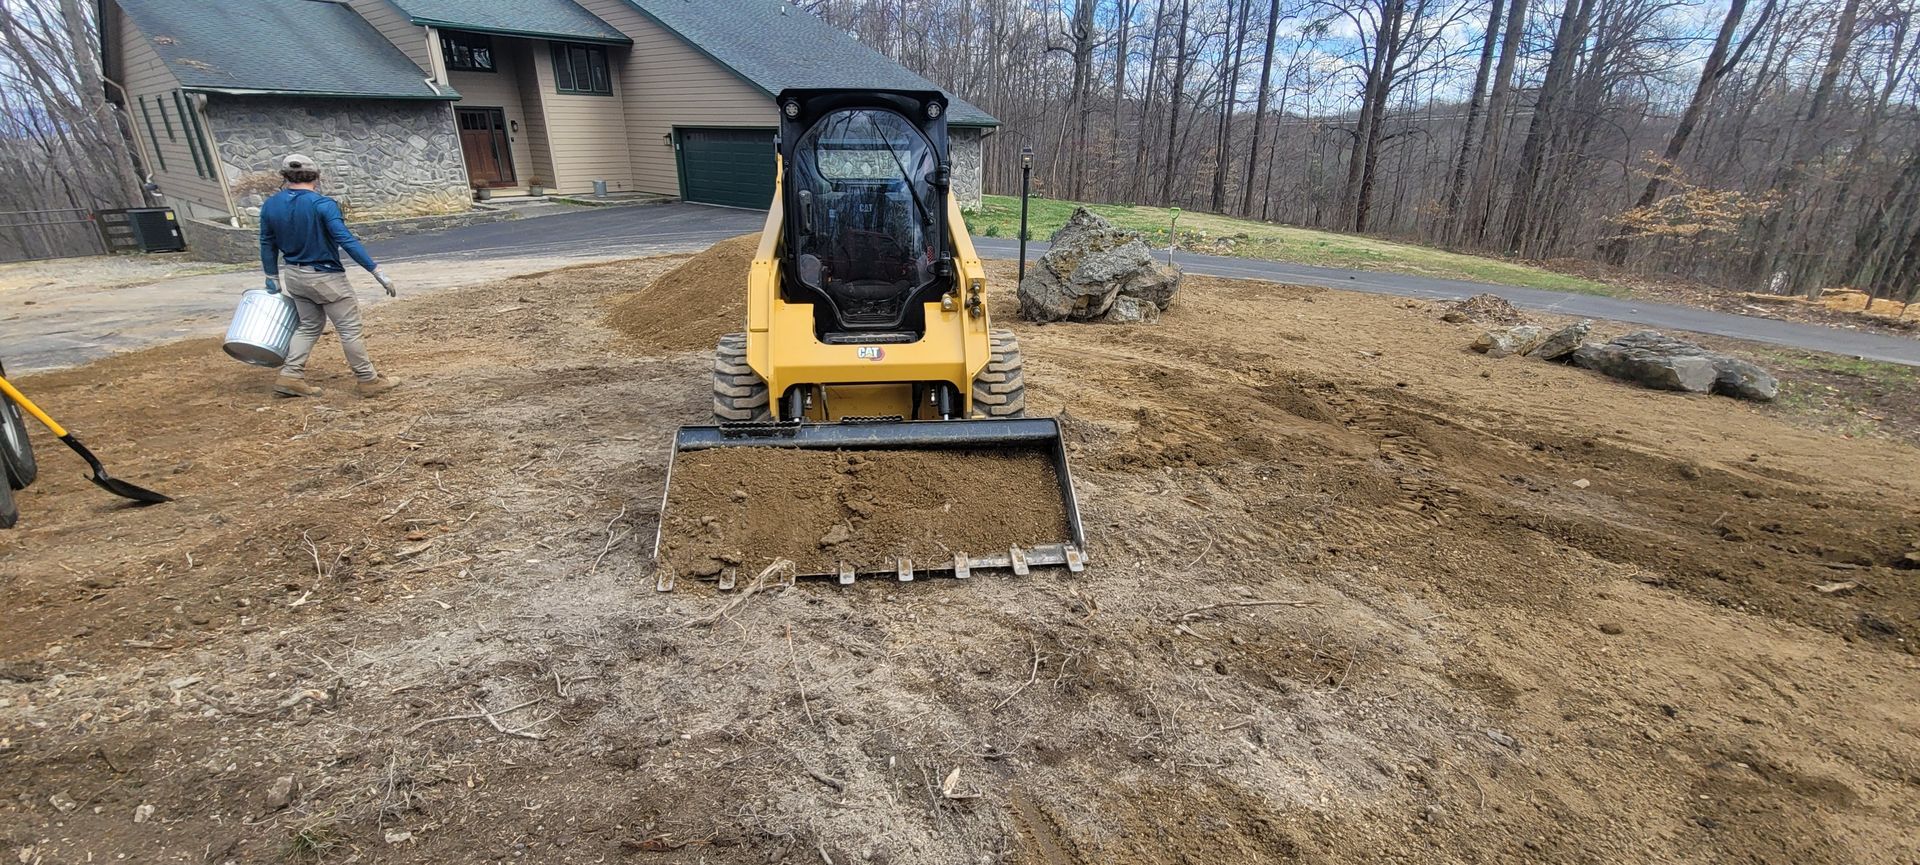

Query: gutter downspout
[[187, 92, 241, 227], [98, 75, 158, 205]]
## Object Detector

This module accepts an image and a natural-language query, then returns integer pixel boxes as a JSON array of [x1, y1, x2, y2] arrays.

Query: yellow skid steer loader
[[652, 89, 1085, 588]]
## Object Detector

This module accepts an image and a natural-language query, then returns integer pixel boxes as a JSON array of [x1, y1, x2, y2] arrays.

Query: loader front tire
[[712, 333, 771, 423], [971, 329, 1027, 418]]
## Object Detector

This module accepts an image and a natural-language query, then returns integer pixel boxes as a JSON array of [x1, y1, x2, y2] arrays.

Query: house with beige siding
[[99, 0, 998, 230]]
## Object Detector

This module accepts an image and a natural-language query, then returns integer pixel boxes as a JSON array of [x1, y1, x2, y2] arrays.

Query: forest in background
[[803, 0, 1920, 303], [0, 0, 143, 260]]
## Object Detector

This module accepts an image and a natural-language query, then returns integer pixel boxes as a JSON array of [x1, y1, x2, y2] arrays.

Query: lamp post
[[1017, 145, 1034, 287]]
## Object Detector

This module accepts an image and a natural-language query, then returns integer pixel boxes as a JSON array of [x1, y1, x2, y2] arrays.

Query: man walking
[[259, 154, 400, 398]]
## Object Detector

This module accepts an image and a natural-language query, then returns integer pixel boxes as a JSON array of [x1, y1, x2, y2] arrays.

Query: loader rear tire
[[712, 333, 771, 423], [971, 329, 1027, 418], [0, 360, 34, 490]]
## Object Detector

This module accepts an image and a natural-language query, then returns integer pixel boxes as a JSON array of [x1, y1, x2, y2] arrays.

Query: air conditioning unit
[[95, 207, 187, 254]]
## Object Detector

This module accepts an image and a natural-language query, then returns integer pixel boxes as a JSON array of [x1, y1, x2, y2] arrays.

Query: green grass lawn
[[964, 195, 1619, 296]]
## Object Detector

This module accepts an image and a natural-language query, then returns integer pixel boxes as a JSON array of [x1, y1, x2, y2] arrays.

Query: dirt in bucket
[[658, 446, 1073, 578], [605, 232, 760, 352]]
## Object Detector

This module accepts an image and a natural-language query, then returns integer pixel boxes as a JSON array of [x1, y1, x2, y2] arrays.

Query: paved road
[[384, 204, 1920, 366]]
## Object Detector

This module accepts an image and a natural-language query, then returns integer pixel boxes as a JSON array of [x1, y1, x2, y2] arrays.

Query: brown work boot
[[274, 375, 322, 398], [355, 375, 401, 398]]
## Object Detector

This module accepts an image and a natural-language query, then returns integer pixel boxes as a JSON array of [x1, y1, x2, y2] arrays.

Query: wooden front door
[[457, 107, 515, 188]]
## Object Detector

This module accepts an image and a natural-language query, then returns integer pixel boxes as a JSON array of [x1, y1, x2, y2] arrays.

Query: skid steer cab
[[650, 89, 1087, 589]]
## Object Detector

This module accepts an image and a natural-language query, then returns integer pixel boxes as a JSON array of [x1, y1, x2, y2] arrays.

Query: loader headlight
[[784, 101, 800, 118], [927, 102, 942, 119]]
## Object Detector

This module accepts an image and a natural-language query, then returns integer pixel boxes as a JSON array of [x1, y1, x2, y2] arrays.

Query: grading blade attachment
[[651, 417, 1087, 589]]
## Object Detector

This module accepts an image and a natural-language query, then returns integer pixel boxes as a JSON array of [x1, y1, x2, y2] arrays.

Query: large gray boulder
[[1019, 207, 1182, 323], [1571, 331, 1778, 401], [1572, 342, 1718, 393], [1713, 356, 1780, 401]]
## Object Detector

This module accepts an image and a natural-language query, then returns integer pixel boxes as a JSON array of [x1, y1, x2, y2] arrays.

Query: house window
[[441, 32, 496, 72], [550, 42, 611, 95]]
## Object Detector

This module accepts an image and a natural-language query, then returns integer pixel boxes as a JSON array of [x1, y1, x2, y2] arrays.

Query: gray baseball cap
[[281, 154, 316, 170]]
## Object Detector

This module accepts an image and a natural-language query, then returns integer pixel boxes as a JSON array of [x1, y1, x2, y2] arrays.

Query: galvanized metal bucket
[[223, 288, 299, 367]]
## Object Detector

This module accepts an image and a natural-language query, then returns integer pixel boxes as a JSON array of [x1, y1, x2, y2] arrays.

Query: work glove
[[263, 276, 280, 294], [371, 266, 397, 297]]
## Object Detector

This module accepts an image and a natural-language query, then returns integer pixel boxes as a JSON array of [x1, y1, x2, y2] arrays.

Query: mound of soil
[[660, 446, 1071, 576], [605, 232, 760, 351]]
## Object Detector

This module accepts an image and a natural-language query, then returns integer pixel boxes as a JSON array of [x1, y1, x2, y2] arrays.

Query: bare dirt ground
[[3, 246, 1919, 864]]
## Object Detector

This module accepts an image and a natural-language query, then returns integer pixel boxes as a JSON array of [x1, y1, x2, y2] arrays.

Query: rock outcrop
[[1570, 331, 1778, 401], [1530, 321, 1592, 361], [1018, 208, 1182, 323], [1471, 325, 1546, 358]]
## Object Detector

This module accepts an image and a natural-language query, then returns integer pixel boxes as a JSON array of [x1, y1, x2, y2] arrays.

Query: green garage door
[[677, 127, 776, 209]]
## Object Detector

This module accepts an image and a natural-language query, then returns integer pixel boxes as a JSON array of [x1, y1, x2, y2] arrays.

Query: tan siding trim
[[514, 41, 557, 187], [524, 38, 633, 195], [571, 0, 777, 197], [347, 0, 431, 73], [113, 4, 228, 217]]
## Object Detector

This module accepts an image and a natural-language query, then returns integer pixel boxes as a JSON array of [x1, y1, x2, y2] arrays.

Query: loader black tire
[[0, 472, 15, 529], [971, 329, 1027, 418], [0, 360, 35, 490], [712, 333, 772, 423]]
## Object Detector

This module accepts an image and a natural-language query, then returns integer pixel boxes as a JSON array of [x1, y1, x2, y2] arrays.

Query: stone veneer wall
[[206, 95, 472, 224], [950, 127, 985, 210]]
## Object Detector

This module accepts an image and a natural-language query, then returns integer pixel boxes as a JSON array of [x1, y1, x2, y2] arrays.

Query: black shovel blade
[[60, 435, 172, 505], [89, 471, 173, 504]]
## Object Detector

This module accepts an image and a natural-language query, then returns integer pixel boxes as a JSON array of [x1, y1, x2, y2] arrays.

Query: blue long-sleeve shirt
[[258, 188, 377, 276]]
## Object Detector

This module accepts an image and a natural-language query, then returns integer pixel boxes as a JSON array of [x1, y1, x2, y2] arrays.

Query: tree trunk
[[1443, 0, 1503, 241], [1211, 0, 1250, 212], [1598, 0, 1759, 265], [1468, 0, 1528, 245], [1064, 0, 1097, 200], [1239, 0, 1282, 216], [1501, 0, 1594, 253], [1746, 0, 1863, 291], [1158, 0, 1191, 206], [1130, 0, 1167, 203], [1353, 0, 1408, 233]]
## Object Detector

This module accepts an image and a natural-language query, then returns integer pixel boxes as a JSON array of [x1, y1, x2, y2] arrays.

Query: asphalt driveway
[[377, 201, 765, 263]]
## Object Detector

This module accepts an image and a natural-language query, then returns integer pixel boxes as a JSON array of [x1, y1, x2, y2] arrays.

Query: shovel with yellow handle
[[0, 375, 172, 505]]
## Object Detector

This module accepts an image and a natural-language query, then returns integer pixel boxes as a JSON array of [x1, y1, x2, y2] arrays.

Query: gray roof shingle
[[386, 0, 630, 44], [115, 0, 455, 99], [623, 0, 998, 127]]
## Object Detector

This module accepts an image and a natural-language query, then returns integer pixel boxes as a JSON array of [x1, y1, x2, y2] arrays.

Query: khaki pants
[[280, 267, 377, 381]]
